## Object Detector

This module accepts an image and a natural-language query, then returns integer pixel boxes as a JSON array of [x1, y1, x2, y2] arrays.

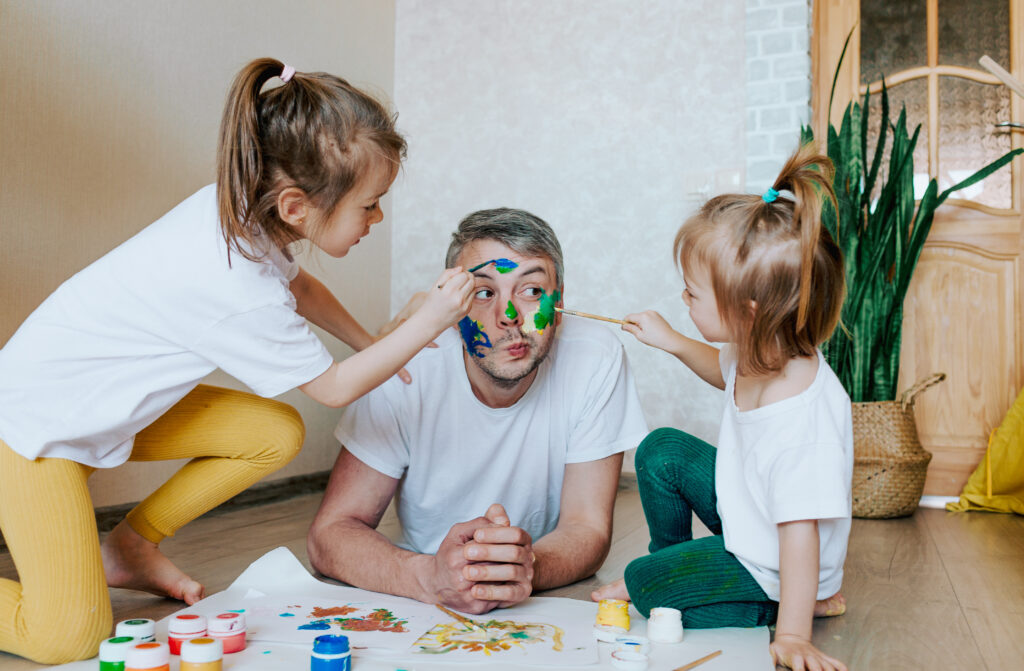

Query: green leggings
[[623, 428, 778, 628]]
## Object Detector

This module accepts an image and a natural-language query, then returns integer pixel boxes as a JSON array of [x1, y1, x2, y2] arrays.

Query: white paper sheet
[[44, 547, 773, 670]]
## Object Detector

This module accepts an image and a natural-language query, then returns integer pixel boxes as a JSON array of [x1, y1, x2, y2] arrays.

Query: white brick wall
[[745, 0, 811, 192]]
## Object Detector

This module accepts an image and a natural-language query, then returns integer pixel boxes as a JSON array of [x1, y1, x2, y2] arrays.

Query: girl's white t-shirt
[[0, 184, 333, 468], [715, 344, 853, 601]]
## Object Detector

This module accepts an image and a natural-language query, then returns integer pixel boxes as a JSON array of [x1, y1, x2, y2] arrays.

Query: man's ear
[[277, 187, 310, 230]]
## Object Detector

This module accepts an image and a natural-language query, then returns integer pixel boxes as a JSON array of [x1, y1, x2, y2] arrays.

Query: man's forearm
[[308, 519, 433, 602], [531, 523, 611, 591]]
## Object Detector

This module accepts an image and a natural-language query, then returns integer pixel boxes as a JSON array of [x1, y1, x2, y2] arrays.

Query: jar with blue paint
[[310, 634, 350, 671]]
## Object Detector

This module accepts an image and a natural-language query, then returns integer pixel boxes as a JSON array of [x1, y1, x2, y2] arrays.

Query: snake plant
[[802, 35, 1022, 402]]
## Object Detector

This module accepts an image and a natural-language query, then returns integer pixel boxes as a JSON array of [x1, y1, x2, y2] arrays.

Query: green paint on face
[[505, 300, 518, 320], [533, 290, 561, 332]]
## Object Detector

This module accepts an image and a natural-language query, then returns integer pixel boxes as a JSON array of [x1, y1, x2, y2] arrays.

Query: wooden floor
[[2, 486, 1023, 670]]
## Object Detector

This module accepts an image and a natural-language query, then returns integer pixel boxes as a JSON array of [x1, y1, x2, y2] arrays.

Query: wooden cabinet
[[812, 0, 1024, 494]]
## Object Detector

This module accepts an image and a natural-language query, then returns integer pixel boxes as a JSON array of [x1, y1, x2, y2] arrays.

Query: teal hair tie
[[762, 187, 779, 203]]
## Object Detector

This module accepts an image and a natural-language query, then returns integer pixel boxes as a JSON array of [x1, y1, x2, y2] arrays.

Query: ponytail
[[766, 144, 836, 331], [217, 58, 286, 262], [215, 58, 407, 263]]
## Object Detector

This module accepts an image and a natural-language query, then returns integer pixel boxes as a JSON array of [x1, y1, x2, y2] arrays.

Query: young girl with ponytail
[[0, 58, 473, 664], [593, 144, 851, 671]]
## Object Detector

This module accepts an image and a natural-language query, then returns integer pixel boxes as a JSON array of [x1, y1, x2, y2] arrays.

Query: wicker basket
[[851, 373, 946, 519]]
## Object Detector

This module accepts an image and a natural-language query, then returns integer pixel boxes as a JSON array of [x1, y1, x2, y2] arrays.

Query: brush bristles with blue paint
[[467, 258, 519, 273]]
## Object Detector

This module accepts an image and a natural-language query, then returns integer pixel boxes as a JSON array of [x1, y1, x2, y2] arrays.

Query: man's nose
[[497, 299, 523, 328]]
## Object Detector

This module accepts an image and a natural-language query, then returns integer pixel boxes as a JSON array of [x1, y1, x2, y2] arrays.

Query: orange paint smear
[[311, 605, 358, 617]]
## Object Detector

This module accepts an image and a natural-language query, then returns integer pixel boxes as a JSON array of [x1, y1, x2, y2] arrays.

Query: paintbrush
[[554, 307, 633, 326], [672, 649, 722, 671], [467, 258, 519, 274], [435, 603, 486, 633]]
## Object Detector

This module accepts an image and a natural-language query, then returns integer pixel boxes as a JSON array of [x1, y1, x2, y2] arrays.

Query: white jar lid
[[180, 637, 224, 663], [208, 612, 246, 634], [125, 641, 170, 668], [169, 613, 207, 635], [98, 636, 135, 662], [115, 618, 155, 639]]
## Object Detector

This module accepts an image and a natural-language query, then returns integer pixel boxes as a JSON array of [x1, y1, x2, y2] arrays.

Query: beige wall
[[0, 1, 396, 507]]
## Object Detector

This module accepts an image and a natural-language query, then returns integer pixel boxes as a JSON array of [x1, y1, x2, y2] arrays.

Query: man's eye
[[364, 201, 379, 212], [522, 287, 543, 298], [474, 289, 493, 300]]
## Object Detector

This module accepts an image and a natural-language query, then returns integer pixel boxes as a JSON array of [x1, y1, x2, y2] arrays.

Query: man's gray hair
[[445, 208, 564, 287]]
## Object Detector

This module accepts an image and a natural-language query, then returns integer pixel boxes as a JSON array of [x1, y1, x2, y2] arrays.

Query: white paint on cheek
[[521, 307, 541, 334]]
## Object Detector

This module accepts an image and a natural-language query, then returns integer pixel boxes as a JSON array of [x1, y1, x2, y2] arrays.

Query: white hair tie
[[281, 64, 295, 83]]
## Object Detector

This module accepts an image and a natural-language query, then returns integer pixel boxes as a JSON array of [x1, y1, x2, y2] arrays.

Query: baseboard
[[0, 470, 332, 553], [919, 495, 959, 509]]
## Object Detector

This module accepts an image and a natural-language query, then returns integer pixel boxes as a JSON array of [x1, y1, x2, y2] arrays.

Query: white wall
[[391, 0, 757, 460], [744, 0, 813, 191], [0, 0, 396, 507]]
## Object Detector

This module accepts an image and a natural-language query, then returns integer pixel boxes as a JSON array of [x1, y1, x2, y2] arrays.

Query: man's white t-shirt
[[0, 184, 333, 468], [335, 318, 649, 555], [715, 344, 853, 601]]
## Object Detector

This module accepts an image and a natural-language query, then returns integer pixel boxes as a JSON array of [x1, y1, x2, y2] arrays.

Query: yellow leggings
[[0, 385, 304, 664]]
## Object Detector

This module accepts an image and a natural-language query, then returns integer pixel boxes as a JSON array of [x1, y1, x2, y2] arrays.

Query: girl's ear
[[277, 187, 310, 229]]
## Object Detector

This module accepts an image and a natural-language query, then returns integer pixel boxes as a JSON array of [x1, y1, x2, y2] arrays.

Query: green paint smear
[[505, 300, 518, 320], [533, 290, 561, 332], [493, 258, 518, 273]]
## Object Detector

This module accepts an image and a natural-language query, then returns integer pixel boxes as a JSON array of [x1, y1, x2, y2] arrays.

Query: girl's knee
[[635, 427, 688, 471], [258, 400, 305, 468], [19, 604, 111, 664]]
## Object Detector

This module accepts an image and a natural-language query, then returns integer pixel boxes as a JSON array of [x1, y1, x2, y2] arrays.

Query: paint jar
[[168, 614, 207, 655], [98, 636, 136, 671], [614, 634, 650, 654], [124, 641, 170, 671], [596, 599, 630, 631], [593, 598, 630, 641], [646, 606, 684, 643], [179, 637, 223, 671], [310, 634, 351, 671], [207, 612, 246, 653], [115, 619, 155, 642], [610, 649, 649, 671]]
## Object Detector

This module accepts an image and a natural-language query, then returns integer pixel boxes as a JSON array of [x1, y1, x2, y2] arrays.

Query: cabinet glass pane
[[938, 0, 1009, 69], [865, 78, 931, 201], [860, 0, 927, 84], [938, 76, 1012, 209]]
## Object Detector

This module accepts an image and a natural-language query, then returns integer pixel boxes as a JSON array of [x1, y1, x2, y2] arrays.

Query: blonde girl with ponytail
[[0, 58, 473, 664], [593, 144, 851, 671]]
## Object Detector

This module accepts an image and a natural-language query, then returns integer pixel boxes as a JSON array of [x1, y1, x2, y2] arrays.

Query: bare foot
[[101, 520, 205, 604], [590, 578, 630, 603], [814, 592, 846, 617]]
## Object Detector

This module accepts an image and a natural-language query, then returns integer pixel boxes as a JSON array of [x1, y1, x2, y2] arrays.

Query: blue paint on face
[[492, 258, 518, 273], [279, 612, 296, 617], [458, 317, 492, 358]]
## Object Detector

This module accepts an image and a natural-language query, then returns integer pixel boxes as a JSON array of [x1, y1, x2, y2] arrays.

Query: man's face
[[455, 239, 561, 388]]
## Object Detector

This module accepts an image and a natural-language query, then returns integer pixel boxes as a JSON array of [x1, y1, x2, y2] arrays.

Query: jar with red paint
[[207, 612, 247, 653], [168, 613, 207, 655]]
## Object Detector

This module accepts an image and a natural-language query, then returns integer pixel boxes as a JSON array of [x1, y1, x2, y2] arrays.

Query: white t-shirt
[[335, 318, 649, 555], [0, 184, 333, 468], [715, 344, 853, 601]]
